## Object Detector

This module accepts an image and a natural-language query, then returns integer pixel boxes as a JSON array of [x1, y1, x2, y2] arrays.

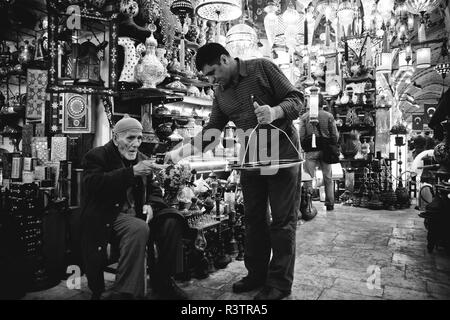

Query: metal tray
[[231, 159, 303, 171]]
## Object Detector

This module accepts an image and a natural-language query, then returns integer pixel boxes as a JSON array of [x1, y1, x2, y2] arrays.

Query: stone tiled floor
[[22, 203, 450, 300]]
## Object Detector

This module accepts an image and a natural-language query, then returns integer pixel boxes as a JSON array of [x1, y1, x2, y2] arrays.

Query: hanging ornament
[[325, 22, 330, 47]]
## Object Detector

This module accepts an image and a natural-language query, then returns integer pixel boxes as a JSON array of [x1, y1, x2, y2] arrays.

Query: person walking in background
[[299, 93, 339, 211]]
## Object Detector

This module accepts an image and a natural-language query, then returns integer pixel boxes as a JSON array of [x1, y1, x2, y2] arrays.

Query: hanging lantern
[[264, 4, 279, 49], [435, 62, 450, 78], [170, 0, 194, 26], [195, 0, 242, 22], [377, 0, 395, 21], [309, 85, 320, 122], [337, 0, 356, 34], [282, 0, 300, 25], [284, 24, 299, 51], [416, 47, 431, 68], [399, 49, 412, 71], [435, 40, 450, 78], [404, 0, 442, 15], [327, 79, 341, 96], [273, 45, 290, 65], [226, 23, 258, 60], [376, 52, 392, 73]]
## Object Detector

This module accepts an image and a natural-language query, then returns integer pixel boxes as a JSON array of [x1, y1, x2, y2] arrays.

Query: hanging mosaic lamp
[[195, 0, 242, 22], [226, 23, 258, 60], [170, 0, 194, 25], [404, 0, 442, 15], [416, 47, 431, 69]]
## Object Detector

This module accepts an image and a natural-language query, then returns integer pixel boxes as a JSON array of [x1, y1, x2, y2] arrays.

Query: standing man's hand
[[254, 101, 283, 124], [143, 204, 153, 223], [164, 148, 182, 164]]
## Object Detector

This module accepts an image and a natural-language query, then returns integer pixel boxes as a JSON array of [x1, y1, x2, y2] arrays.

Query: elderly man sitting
[[80, 116, 188, 300]]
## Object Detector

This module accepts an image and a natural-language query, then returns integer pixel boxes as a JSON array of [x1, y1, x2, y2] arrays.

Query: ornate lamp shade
[[377, 0, 395, 21], [435, 62, 450, 78], [337, 0, 356, 32], [398, 50, 411, 71], [399, 49, 413, 71], [405, 0, 442, 15], [282, 1, 301, 25], [170, 0, 194, 25], [308, 86, 320, 122], [273, 46, 290, 65], [195, 0, 242, 22], [225, 23, 258, 60], [376, 52, 392, 73], [327, 79, 341, 96], [416, 47, 431, 68], [264, 6, 279, 49]]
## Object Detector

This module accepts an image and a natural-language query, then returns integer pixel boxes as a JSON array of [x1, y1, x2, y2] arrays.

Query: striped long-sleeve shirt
[[193, 57, 305, 161]]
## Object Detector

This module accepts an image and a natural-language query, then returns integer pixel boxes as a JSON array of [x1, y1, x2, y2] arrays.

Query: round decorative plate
[[67, 96, 86, 119]]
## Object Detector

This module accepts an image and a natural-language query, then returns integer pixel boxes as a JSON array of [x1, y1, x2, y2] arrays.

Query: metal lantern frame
[[46, 0, 118, 96]]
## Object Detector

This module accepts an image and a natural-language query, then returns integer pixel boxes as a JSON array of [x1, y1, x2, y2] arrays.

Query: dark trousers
[[240, 166, 299, 291], [148, 216, 184, 291], [112, 213, 149, 297]]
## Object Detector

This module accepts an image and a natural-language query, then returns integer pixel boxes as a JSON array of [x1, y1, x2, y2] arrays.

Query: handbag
[[300, 124, 324, 152], [317, 125, 340, 164], [300, 185, 317, 221], [300, 132, 325, 152], [322, 142, 340, 164]]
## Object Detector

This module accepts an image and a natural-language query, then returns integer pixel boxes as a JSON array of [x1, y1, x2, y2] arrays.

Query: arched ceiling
[[388, 2, 450, 121], [248, 0, 450, 122]]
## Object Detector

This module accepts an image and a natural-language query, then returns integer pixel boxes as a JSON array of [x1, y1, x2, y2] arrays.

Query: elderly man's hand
[[133, 160, 153, 176], [254, 101, 277, 124]]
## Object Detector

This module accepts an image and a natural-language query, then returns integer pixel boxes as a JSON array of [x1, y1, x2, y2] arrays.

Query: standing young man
[[165, 43, 304, 300]]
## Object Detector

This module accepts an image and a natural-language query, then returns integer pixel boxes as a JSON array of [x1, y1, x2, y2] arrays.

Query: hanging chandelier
[[404, 0, 442, 15], [377, 0, 395, 21], [194, 0, 242, 22], [337, 0, 357, 33], [264, 2, 280, 48], [170, 0, 194, 25], [416, 47, 431, 68], [225, 23, 259, 59], [282, 0, 301, 25], [435, 62, 450, 78], [435, 40, 450, 78]]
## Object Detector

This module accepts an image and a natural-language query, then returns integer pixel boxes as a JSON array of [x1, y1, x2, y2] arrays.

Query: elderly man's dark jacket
[[80, 140, 186, 294]]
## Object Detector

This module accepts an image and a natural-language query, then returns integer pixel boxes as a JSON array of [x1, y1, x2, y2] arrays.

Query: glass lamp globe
[[226, 23, 258, 60]]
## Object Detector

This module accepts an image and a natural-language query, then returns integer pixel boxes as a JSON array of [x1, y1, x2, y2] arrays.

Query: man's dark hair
[[195, 43, 231, 72]]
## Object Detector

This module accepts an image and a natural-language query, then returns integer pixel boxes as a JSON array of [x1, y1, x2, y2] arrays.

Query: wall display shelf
[[182, 96, 213, 107]]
